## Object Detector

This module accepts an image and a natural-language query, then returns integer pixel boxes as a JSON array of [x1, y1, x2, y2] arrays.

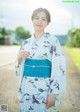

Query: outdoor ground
[[0, 47, 80, 112]]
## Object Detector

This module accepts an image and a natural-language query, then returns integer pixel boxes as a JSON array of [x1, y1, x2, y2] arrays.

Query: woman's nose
[[38, 19, 42, 24]]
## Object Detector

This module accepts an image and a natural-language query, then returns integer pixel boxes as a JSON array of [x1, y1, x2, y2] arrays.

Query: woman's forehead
[[35, 11, 47, 18]]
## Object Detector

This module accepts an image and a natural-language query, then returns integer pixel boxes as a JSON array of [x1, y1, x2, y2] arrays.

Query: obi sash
[[23, 58, 51, 78]]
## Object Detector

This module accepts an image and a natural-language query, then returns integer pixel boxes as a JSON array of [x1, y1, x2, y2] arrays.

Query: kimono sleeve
[[49, 37, 66, 94], [15, 41, 25, 76]]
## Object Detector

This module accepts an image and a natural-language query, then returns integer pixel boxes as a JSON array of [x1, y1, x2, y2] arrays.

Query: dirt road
[[0, 47, 80, 112], [0, 64, 19, 112]]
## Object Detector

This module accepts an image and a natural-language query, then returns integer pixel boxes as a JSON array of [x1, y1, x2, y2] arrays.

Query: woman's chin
[[35, 28, 44, 32]]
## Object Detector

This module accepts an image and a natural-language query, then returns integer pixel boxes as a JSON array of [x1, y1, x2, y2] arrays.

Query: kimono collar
[[31, 32, 50, 41]]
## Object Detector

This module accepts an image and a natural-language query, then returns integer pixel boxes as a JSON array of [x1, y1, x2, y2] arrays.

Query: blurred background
[[0, 0, 80, 112]]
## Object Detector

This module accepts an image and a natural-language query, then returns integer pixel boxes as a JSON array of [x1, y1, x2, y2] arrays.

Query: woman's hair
[[31, 7, 51, 23]]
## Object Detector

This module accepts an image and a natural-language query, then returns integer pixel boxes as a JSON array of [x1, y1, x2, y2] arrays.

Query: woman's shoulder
[[21, 38, 31, 46], [50, 34, 58, 41], [45, 32, 58, 44]]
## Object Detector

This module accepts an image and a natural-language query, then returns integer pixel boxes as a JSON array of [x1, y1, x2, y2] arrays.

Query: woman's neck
[[34, 31, 44, 39]]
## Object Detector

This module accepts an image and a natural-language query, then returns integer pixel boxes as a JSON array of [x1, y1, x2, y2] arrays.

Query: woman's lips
[[36, 24, 42, 27]]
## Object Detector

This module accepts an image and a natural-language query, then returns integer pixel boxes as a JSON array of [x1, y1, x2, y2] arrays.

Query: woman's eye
[[34, 17, 47, 21], [42, 19, 46, 21]]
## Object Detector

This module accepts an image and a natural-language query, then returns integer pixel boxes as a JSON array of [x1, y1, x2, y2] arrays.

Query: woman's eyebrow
[[35, 16, 47, 19]]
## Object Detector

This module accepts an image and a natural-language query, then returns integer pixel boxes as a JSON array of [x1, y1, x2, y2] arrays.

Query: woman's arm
[[18, 50, 30, 65], [49, 36, 66, 94], [15, 40, 30, 75], [46, 36, 66, 109]]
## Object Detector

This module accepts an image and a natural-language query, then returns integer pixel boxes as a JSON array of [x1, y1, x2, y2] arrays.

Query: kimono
[[15, 32, 66, 112]]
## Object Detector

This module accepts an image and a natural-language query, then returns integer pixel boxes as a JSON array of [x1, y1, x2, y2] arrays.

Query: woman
[[15, 7, 66, 112]]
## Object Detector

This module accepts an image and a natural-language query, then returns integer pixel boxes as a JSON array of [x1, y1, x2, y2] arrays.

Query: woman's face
[[32, 11, 48, 32]]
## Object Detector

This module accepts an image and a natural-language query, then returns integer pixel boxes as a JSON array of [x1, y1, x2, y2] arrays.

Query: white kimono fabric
[[15, 33, 66, 112]]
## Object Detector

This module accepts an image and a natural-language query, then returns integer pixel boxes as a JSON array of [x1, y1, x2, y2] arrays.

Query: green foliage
[[6, 30, 14, 35], [72, 29, 80, 47], [13, 40, 21, 45], [67, 29, 80, 48], [67, 30, 72, 47], [65, 47, 80, 70], [1, 28, 7, 36], [65, 41, 70, 47], [15, 26, 31, 39], [0, 28, 13, 36], [0, 33, 3, 38]]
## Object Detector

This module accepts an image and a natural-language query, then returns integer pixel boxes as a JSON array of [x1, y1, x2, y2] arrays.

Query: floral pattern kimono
[[15, 33, 66, 112]]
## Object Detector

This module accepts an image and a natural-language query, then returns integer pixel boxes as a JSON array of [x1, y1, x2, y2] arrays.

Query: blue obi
[[23, 58, 51, 78]]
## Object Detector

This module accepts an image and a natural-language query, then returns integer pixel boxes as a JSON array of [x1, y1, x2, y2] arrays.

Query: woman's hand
[[18, 50, 30, 59], [18, 50, 30, 64], [46, 94, 55, 109]]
